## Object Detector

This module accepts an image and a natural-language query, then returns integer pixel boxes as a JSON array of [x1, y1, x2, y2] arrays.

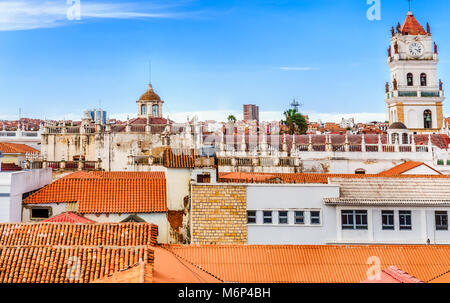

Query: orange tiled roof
[[401, 12, 426, 35], [24, 172, 168, 214], [92, 261, 153, 283], [163, 149, 198, 168], [0, 142, 39, 154], [362, 266, 423, 283], [429, 271, 450, 283], [218, 172, 450, 184], [165, 245, 450, 283], [378, 161, 442, 176], [0, 245, 152, 283], [152, 246, 222, 283], [0, 223, 159, 247], [41, 212, 96, 224]]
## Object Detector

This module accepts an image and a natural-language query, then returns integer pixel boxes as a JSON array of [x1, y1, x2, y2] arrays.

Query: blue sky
[[1, 0, 449, 122]]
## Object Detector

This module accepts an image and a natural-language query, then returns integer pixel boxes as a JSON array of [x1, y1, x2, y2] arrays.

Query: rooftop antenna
[[408, 0, 412, 12], [291, 98, 299, 111]]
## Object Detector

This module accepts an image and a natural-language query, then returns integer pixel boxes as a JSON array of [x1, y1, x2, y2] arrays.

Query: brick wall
[[191, 185, 247, 244]]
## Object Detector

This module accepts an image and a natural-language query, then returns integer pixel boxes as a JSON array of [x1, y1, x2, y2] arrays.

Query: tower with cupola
[[137, 84, 164, 118], [385, 11, 445, 133]]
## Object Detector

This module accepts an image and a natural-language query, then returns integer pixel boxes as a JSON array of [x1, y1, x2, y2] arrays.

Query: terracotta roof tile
[[401, 12, 426, 35], [91, 261, 153, 283], [165, 245, 450, 283], [0, 223, 159, 247], [361, 266, 424, 283], [41, 212, 96, 224], [0, 245, 152, 283], [163, 149, 198, 168], [24, 172, 168, 214], [379, 161, 442, 176], [0, 143, 39, 154]]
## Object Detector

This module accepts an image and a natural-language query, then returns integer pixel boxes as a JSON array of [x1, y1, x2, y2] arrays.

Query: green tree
[[282, 109, 307, 135], [227, 115, 237, 123]]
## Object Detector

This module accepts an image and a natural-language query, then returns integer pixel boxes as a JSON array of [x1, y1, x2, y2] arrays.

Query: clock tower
[[385, 11, 445, 133]]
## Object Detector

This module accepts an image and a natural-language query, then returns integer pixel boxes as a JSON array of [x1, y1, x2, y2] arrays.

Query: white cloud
[[0, 0, 193, 31], [280, 67, 319, 71]]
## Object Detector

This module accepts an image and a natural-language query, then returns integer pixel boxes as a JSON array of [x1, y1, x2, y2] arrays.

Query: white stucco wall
[[333, 206, 450, 245], [246, 184, 340, 245], [166, 168, 190, 210], [0, 168, 52, 223]]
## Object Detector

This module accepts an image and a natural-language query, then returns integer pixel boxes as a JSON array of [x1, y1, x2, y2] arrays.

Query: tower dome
[[136, 84, 164, 118], [388, 122, 408, 130], [139, 84, 161, 102]]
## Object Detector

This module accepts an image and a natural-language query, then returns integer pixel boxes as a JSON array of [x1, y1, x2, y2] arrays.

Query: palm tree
[[282, 109, 307, 135], [227, 115, 237, 123]]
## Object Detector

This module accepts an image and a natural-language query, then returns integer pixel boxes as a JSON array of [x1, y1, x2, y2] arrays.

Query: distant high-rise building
[[87, 108, 107, 125], [243, 104, 259, 121]]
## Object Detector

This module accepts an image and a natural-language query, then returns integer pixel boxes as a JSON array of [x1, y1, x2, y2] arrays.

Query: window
[[31, 208, 50, 220], [310, 211, 321, 225], [247, 211, 257, 224], [435, 211, 448, 231], [420, 73, 427, 86], [402, 133, 409, 144], [391, 133, 399, 144], [355, 169, 366, 175], [152, 104, 159, 116], [295, 211, 305, 225], [424, 110, 432, 129], [278, 211, 288, 224], [407, 73, 414, 86], [121, 215, 145, 222], [382, 211, 395, 230], [196, 173, 211, 183], [342, 210, 368, 230], [141, 104, 147, 115], [263, 211, 272, 224], [399, 211, 412, 230]]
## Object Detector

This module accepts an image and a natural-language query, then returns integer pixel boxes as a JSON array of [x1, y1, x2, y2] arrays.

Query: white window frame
[[382, 210, 395, 230], [263, 211, 273, 224], [247, 210, 257, 224], [341, 210, 368, 230], [435, 211, 448, 231], [399, 210, 412, 230], [278, 211, 288, 225], [246, 209, 322, 227], [294, 211, 305, 225]]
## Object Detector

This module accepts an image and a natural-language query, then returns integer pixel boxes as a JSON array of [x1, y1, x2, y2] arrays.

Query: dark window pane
[[263, 211, 272, 224], [295, 211, 304, 224], [247, 211, 256, 224], [279, 211, 288, 224], [31, 208, 50, 219]]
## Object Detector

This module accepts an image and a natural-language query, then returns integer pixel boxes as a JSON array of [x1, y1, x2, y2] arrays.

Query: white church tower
[[385, 11, 445, 133]]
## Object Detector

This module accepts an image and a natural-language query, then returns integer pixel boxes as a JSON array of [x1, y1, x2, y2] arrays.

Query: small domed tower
[[137, 84, 164, 118], [387, 122, 410, 144]]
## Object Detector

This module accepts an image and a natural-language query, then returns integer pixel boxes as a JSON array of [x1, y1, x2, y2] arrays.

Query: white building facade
[[244, 178, 450, 245], [0, 168, 52, 222]]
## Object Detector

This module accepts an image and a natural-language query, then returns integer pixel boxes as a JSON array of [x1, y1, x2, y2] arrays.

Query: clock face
[[408, 42, 424, 57]]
